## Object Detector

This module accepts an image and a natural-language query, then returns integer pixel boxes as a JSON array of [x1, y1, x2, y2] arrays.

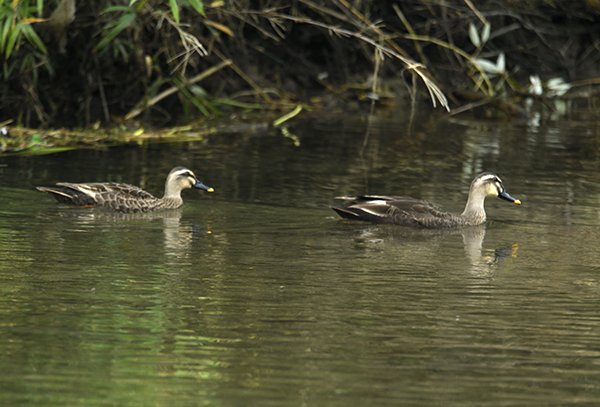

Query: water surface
[[0, 111, 599, 405]]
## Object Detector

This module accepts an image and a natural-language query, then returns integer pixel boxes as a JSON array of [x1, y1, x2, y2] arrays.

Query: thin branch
[[393, 4, 428, 65], [125, 60, 232, 121], [212, 48, 274, 104], [463, 0, 488, 25]]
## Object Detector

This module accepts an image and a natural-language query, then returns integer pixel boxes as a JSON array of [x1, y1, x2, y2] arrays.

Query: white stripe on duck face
[[172, 168, 196, 178], [478, 173, 501, 183], [476, 173, 504, 196]]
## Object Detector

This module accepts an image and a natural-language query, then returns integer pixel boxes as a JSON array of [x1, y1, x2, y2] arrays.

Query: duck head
[[165, 167, 214, 197], [472, 172, 521, 205]]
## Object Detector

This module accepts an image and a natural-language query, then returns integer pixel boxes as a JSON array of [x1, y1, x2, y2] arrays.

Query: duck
[[331, 172, 521, 228], [36, 166, 214, 213]]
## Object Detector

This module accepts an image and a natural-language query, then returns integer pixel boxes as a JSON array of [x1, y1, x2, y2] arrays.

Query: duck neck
[[163, 180, 182, 200], [460, 191, 487, 225]]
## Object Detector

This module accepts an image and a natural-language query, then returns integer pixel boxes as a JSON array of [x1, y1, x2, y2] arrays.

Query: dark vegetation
[[1, 0, 599, 145]]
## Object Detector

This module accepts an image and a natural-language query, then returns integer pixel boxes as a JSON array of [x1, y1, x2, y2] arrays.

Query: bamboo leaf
[[468, 22, 480, 47], [5, 23, 21, 59], [188, 0, 205, 16], [96, 12, 135, 51], [205, 20, 234, 37], [0, 17, 13, 55], [481, 22, 491, 44], [21, 24, 47, 53], [20, 17, 48, 24], [473, 58, 502, 74], [496, 52, 505, 73], [169, 0, 180, 24], [101, 6, 133, 14]]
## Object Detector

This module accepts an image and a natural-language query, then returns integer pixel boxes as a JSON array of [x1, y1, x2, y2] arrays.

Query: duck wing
[[55, 182, 160, 212], [332, 195, 456, 227], [59, 182, 157, 199]]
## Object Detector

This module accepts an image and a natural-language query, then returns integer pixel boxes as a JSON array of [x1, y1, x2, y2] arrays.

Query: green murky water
[[1, 112, 599, 405]]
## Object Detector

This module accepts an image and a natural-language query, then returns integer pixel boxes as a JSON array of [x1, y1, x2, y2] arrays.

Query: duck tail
[[331, 206, 364, 220], [36, 186, 96, 206]]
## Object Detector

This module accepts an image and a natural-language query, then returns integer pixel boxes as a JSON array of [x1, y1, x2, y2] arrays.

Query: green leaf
[[169, 0, 180, 24], [273, 105, 303, 127], [101, 6, 133, 14], [96, 12, 136, 52], [188, 0, 205, 16], [0, 17, 13, 55], [29, 133, 43, 145], [21, 24, 47, 54], [5, 23, 21, 59], [18, 145, 77, 156]]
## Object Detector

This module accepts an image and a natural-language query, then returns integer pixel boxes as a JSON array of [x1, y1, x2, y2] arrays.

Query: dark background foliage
[[1, 0, 599, 127]]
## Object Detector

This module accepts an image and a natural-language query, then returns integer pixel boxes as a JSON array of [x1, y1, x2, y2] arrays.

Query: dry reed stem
[[404, 34, 495, 96], [271, 13, 450, 111]]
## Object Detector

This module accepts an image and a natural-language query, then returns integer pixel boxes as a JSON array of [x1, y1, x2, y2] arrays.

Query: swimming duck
[[37, 166, 214, 213], [332, 172, 521, 228]]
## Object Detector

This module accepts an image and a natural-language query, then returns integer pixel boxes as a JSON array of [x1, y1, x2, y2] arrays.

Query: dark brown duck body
[[332, 195, 466, 228], [332, 173, 521, 228], [37, 167, 214, 213]]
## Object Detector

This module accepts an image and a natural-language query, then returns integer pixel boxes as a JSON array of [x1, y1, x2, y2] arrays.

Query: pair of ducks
[[37, 167, 521, 228]]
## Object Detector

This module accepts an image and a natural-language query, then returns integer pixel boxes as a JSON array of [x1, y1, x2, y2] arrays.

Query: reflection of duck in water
[[37, 167, 214, 213], [61, 209, 210, 258], [341, 224, 518, 274], [332, 173, 521, 228], [461, 226, 519, 275]]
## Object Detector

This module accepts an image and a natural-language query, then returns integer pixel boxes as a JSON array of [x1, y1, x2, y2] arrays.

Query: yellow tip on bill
[[514, 199, 521, 205], [207, 187, 215, 193]]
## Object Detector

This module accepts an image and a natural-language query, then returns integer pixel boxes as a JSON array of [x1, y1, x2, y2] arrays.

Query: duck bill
[[498, 191, 521, 205], [193, 180, 214, 193]]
